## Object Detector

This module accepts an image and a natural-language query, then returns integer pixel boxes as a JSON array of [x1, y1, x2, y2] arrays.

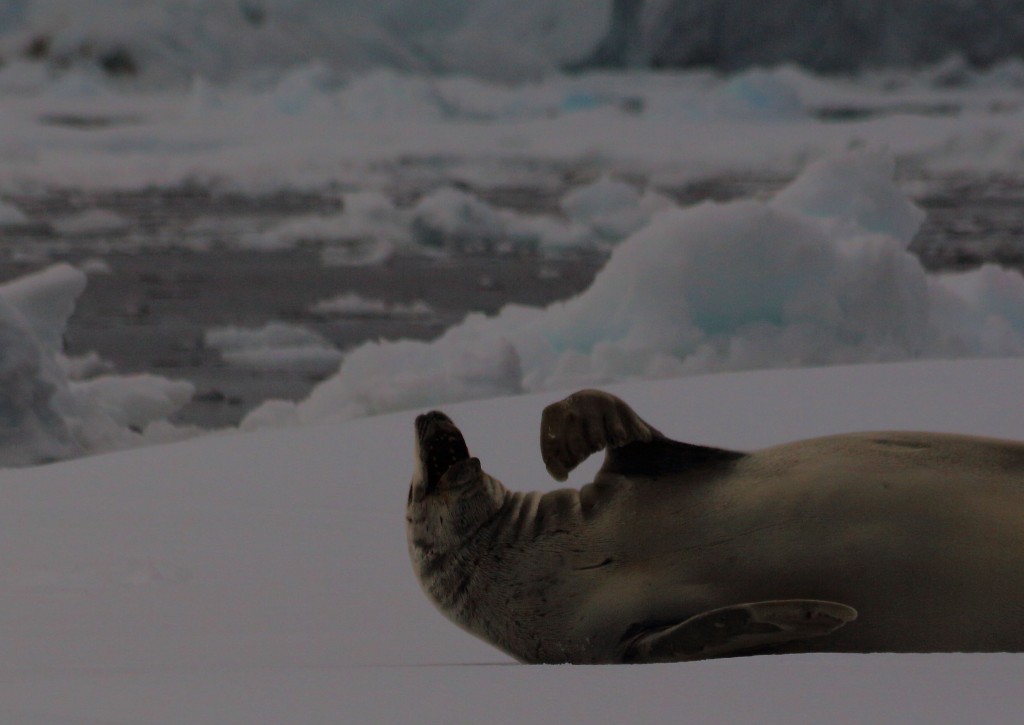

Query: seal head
[[408, 411, 509, 636], [415, 411, 471, 494]]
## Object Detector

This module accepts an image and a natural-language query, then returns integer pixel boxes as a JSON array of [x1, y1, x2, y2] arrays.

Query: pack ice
[[245, 152, 1024, 427]]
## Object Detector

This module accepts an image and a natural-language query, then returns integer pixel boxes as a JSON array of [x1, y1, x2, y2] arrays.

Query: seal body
[[406, 390, 1024, 664]]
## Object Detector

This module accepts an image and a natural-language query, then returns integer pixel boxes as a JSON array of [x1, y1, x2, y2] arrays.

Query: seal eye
[[416, 411, 470, 492]]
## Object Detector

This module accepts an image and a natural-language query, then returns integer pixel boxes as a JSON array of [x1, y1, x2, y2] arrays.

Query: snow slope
[[0, 359, 1022, 723]]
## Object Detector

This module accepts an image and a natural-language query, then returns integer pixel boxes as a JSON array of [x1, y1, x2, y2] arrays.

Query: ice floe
[[243, 152, 1024, 427]]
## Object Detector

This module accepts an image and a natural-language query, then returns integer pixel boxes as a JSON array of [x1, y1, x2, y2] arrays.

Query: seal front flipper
[[541, 389, 659, 481], [540, 389, 744, 481], [622, 599, 858, 663]]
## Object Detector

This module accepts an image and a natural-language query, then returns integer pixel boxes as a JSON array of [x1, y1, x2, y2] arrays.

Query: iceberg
[[0, 263, 195, 465], [4, 0, 1024, 84]]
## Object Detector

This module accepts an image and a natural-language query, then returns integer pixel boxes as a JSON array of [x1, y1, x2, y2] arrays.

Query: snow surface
[[0, 360, 1023, 723]]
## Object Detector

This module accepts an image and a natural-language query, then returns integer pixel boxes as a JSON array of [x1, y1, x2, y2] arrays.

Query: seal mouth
[[416, 411, 470, 492]]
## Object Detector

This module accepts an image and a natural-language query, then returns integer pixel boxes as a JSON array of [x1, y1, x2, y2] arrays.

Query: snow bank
[[0, 263, 195, 466], [244, 152, 1024, 427], [206, 322, 342, 376]]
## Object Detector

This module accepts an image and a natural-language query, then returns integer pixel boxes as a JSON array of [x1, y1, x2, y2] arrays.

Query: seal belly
[[565, 432, 1024, 655], [664, 434, 1024, 652]]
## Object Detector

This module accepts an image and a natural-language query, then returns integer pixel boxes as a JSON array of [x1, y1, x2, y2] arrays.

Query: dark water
[[2, 173, 1022, 428], [64, 249, 605, 427]]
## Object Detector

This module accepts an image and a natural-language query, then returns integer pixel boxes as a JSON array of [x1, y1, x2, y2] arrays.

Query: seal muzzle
[[416, 411, 470, 492]]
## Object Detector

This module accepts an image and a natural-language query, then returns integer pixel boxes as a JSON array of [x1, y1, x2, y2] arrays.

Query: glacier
[[4, 0, 1024, 84]]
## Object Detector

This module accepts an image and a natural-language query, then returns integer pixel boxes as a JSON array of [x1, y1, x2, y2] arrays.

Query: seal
[[406, 389, 1024, 664]]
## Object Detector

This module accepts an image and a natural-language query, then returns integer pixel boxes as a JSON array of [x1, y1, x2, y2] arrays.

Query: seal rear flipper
[[622, 599, 858, 663], [540, 389, 744, 481]]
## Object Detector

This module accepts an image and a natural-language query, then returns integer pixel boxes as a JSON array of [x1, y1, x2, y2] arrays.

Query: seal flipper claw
[[623, 599, 858, 663]]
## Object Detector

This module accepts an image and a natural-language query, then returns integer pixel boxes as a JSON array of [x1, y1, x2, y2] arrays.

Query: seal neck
[[408, 470, 509, 557]]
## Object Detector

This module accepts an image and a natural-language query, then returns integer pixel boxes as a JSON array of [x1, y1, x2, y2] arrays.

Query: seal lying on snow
[[406, 389, 1024, 664]]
